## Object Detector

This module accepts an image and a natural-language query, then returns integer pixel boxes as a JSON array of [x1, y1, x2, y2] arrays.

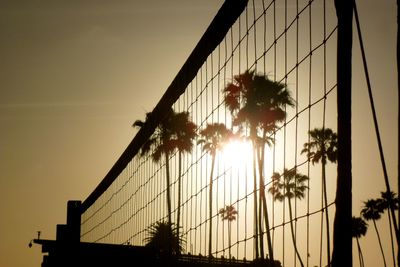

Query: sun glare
[[221, 140, 253, 168]]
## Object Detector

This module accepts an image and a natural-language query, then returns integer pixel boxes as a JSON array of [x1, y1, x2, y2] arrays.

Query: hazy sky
[[0, 1, 398, 267]]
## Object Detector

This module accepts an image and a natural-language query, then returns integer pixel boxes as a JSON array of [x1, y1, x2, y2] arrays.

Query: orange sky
[[0, 1, 398, 267]]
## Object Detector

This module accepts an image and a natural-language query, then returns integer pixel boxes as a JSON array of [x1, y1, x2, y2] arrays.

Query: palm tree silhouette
[[224, 70, 294, 260], [268, 168, 308, 267], [352, 216, 368, 267], [198, 123, 233, 258], [219, 205, 238, 259], [378, 191, 399, 267], [133, 109, 176, 226], [361, 199, 386, 267], [144, 221, 185, 256], [301, 127, 337, 266], [171, 111, 197, 240], [134, 109, 196, 241]]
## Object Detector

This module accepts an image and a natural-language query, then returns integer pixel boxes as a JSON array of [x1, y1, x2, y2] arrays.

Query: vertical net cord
[[306, 2, 313, 267], [242, 6, 255, 259], [353, 0, 400, 246], [252, 0, 262, 260], [284, 0, 288, 265], [194, 74, 198, 254], [201, 64, 204, 254], [188, 82, 192, 254], [216, 42, 220, 258], [272, 0, 277, 260], [190, 81, 194, 254], [204, 57, 208, 255], [294, 0, 300, 266], [262, 1, 272, 261], [237, 5, 244, 252], [185, 82, 188, 252]]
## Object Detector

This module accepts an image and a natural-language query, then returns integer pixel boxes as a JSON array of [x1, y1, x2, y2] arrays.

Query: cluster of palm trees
[[353, 191, 399, 267], [137, 70, 339, 264]]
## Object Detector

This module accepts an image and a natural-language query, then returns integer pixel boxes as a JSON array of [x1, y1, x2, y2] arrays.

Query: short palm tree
[[301, 127, 337, 266], [224, 70, 294, 260], [268, 168, 309, 267], [219, 205, 238, 259], [361, 199, 386, 267], [378, 191, 399, 267], [198, 123, 233, 258], [144, 221, 185, 256], [352, 216, 368, 267]]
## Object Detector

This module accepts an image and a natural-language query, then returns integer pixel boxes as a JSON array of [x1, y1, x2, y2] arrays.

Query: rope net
[[80, 0, 338, 266]]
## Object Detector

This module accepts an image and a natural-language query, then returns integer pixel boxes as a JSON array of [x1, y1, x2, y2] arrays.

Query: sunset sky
[[0, 1, 398, 267]]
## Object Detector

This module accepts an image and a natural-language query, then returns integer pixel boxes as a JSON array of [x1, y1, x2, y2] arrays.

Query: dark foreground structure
[[34, 201, 280, 267]]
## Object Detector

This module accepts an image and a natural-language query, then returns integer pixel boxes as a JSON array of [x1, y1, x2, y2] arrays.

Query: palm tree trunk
[[322, 159, 331, 266], [165, 153, 172, 225], [228, 221, 232, 259], [164, 153, 173, 259], [176, 151, 182, 244], [208, 153, 216, 258], [288, 197, 305, 267], [258, 192, 264, 258], [373, 219, 387, 267], [356, 237, 364, 267], [258, 131, 274, 262], [261, 195, 274, 263], [257, 146, 265, 259], [319, 196, 324, 267], [252, 140, 260, 259]]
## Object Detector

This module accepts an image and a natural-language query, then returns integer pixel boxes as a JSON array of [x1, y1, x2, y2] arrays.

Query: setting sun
[[220, 139, 253, 168]]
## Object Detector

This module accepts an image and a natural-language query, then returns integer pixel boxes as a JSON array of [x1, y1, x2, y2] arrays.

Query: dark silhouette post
[[56, 200, 81, 244], [67, 200, 81, 243], [332, 0, 353, 267]]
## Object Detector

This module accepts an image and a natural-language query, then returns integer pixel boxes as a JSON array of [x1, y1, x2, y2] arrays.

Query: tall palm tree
[[219, 205, 238, 259], [170, 111, 197, 240], [301, 127, 337, 266], [134, 109, 196, 235], [224, 70, 294, 260], [361, 199, 386, 267], [133, 108, 176, 226], [268, 168, 309, 267], [378, 191, 399, 267], [144, 221, 185, 256], [352, 216, 368, 267], [198, 123, 233, 258]]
